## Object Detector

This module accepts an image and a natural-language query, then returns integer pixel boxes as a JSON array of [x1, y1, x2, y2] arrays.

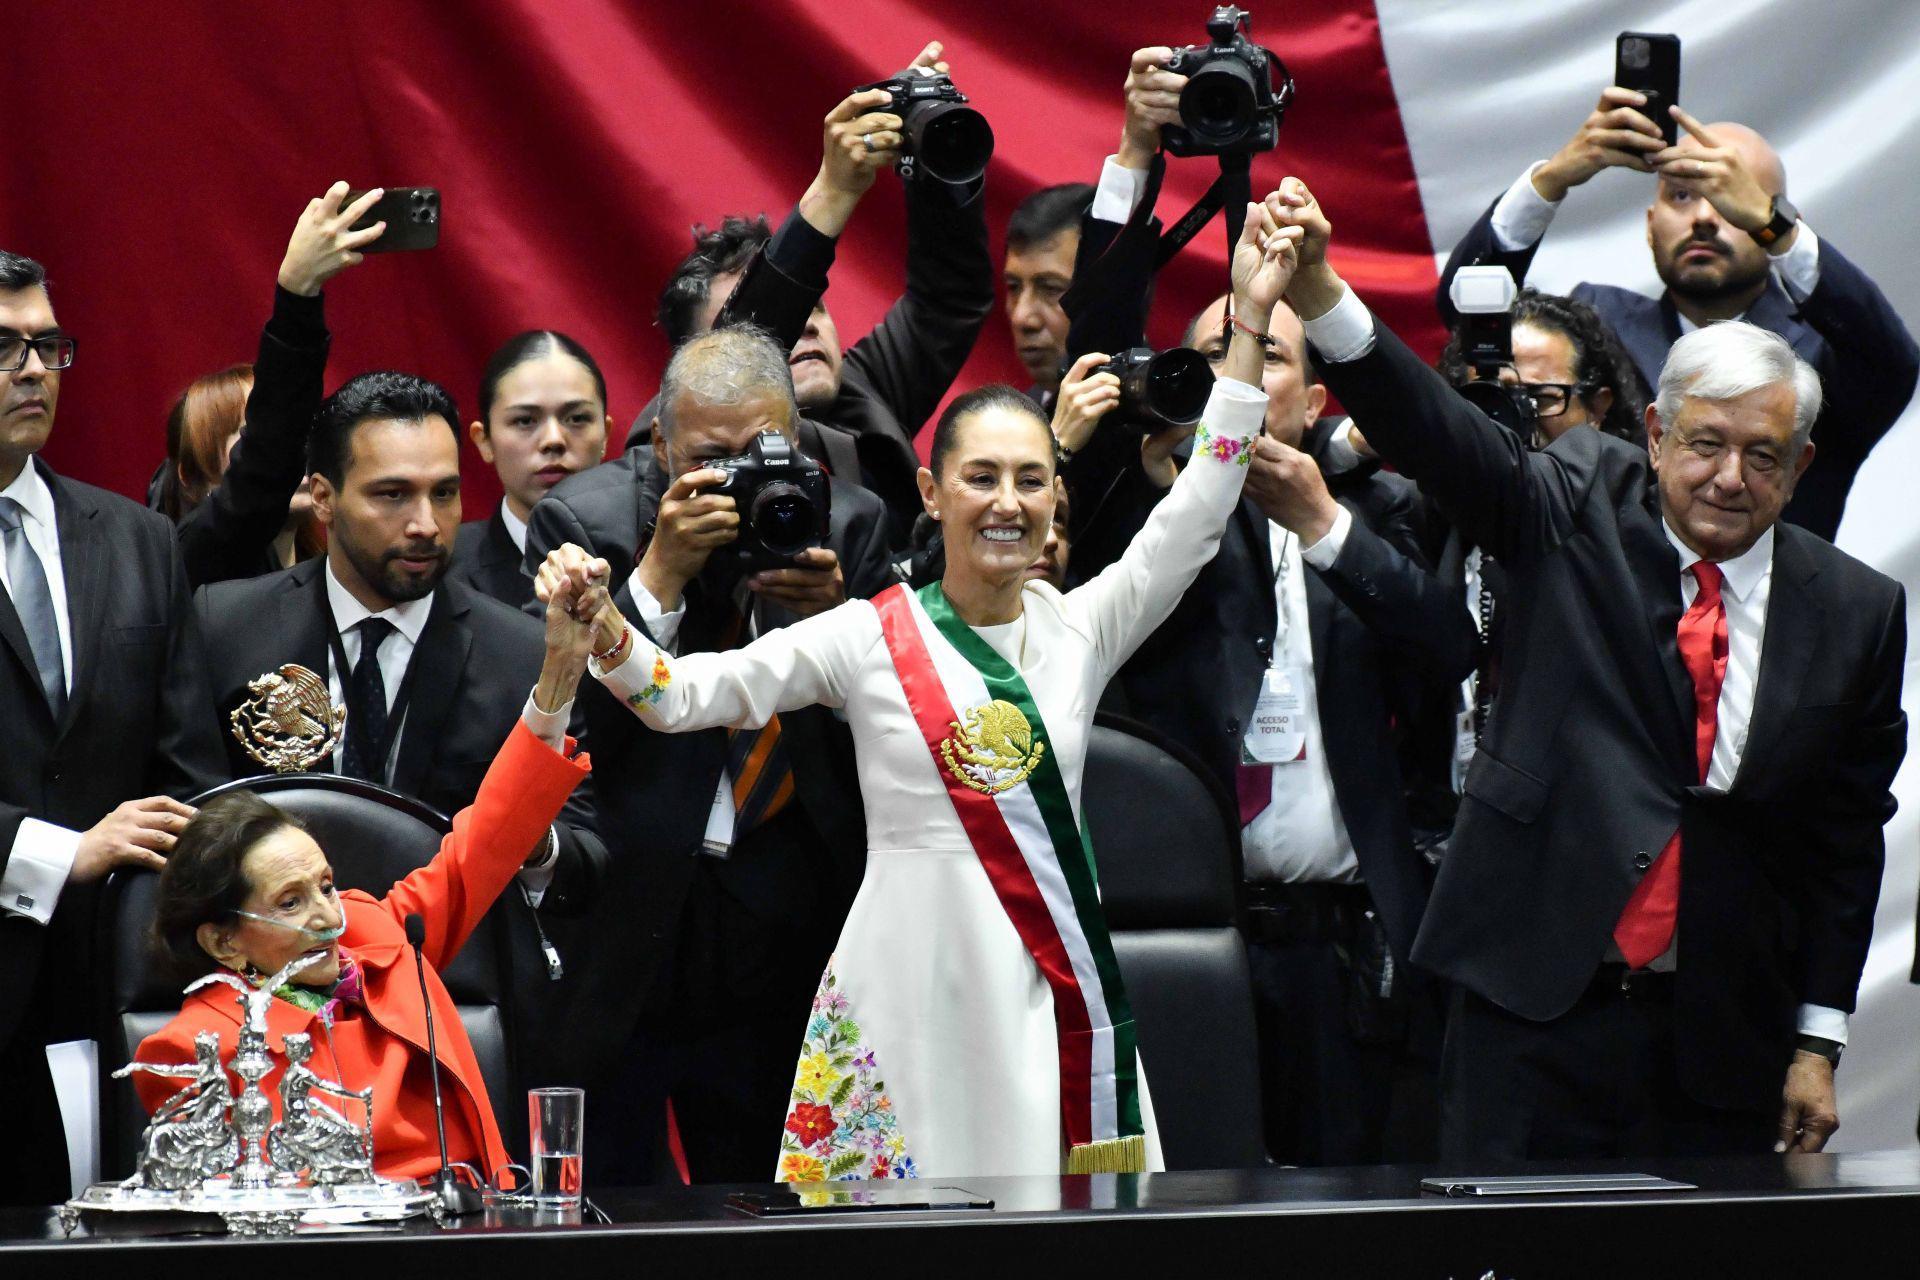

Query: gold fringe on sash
[[1065, 1134, 1147, 1175]]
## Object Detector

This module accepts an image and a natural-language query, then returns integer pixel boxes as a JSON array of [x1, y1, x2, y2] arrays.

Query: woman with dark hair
[[1437, 287, 1647, 444], [541, 200, 1299, 1180], [452, 331, 613, 608], [129, 572, 602, 1184]]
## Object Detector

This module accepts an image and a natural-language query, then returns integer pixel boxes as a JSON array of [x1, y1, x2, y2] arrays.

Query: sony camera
[[854, 70, 995, 184], [1448, 265, 1538, 441], [704, 430, 832, 571], [1161, 6, 1295, 158], [1092, 347, 1216, 431]]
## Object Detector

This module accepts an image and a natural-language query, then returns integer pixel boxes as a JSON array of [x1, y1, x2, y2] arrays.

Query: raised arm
[[1067, 202, 1294, 676]]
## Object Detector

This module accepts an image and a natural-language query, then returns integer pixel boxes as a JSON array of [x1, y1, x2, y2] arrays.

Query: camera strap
[[1149, 151, 1254, 268]]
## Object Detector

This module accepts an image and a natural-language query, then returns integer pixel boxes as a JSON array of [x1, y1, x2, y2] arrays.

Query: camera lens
[[1140, 349, 1214, 424], [1623, 37, 1650, 69], [1180, 58, 1260, 148], [1457, 379, 1539, 438], [751, 484, 816, 557], [907, 100, 995, 184]]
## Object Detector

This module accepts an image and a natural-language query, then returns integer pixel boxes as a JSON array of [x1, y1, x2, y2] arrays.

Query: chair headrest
[[1083, 720, 1239, 929]]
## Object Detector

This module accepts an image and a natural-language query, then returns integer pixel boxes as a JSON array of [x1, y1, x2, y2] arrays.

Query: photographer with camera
[[1280, 175, 1904, 1162], [629, 41, 994, 546], [524, 325, 894, 1185], [1439, 69, 1917, 541]]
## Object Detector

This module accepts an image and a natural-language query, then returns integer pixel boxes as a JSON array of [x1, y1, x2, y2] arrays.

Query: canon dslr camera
[[705, 431, 832, 571], [1091, 347, 1215, 431], [854, 70, 995, 184], [1162, 6, 1294, 158]]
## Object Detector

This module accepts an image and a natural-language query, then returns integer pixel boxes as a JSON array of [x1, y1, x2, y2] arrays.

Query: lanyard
[[321, 598, 421, 780], [1269, 527, 1296, 667]]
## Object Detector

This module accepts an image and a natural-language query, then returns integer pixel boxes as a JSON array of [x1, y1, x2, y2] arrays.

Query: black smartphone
[[343, 186, 441, 252], [1615, 32, 1682, 146]]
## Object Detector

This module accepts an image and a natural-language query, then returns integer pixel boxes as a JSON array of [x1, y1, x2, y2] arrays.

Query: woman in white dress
[[540, 195, 1300, 1181]]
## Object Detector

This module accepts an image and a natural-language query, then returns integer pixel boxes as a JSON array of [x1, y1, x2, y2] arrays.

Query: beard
[[1654, 239, 1771, 303], [338, 529, 449, 604]]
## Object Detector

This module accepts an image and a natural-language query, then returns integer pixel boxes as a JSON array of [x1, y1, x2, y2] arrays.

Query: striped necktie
[[0, 496, 66, 718], [719, 606, 794, 838]]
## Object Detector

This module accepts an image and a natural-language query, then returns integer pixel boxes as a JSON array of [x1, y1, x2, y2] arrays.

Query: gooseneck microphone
[[406, 912, 482, 1216]]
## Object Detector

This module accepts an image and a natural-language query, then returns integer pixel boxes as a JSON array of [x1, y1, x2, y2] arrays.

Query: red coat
[[135, 720, 591, 1183]]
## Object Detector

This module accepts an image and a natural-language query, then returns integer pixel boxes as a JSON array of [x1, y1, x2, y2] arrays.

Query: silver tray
[[61, 1177, 435, 1236]]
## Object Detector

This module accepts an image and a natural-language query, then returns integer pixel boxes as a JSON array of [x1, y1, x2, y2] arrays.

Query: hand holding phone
[[1615, 32, 1682, 146], [343, 186, 441, 253]]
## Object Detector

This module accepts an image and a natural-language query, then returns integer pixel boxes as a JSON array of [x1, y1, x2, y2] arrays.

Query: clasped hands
[[536, 546, 625, 664]]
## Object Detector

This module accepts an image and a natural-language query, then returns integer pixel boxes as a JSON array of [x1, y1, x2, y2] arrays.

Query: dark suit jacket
[[2, 460, 225, 1052], [451, 510, 533, 611], [1317, 320, 1907, 1110], [625, 182, 995, 539], [1440, 200, 1919, 540], [1075, 429, 1477, 960], [173, 286, 329, 587], [524, 458, 895, 1079]]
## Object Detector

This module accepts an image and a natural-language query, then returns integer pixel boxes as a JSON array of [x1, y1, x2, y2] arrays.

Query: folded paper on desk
[[727, 1185, 994, 1215], [1420, 1173, 1698, 1197]]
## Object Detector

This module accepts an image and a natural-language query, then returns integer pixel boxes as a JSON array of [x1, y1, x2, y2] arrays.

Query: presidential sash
[[874, 581, 1144, 1172]]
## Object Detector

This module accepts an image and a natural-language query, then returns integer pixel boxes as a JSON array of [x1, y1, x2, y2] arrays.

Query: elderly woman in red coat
[[130, 574, 604, 1184]]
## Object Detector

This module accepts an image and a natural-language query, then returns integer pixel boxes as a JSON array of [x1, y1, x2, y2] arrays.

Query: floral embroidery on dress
[[1193, 421, 1253, 467], [776, 960, 917, 1181], [626, 651, 673, 709]]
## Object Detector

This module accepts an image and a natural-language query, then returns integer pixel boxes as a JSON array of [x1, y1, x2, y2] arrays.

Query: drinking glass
[[528, 1086, 584, 1206]]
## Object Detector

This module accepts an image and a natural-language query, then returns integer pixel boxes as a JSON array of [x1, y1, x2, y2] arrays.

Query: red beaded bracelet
[[591, 627, 631, 665]]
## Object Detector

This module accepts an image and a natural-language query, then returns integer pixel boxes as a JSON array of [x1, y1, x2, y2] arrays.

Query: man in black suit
[[1003, 182, 1094, 410], [1280, 179, 1907, 1160], [1069, 292, 1476, 1165], [634, 43, 994, 540], [193, 372, 605, 1075], [1438, 90, 1917, 540], [527, 326, 894, 1184], [1, 250, 224, 1204]]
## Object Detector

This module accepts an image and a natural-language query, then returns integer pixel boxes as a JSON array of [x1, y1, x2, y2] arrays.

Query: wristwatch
[[1753, 194, 1801, 248], [1795, 1033, 1843, 1067]]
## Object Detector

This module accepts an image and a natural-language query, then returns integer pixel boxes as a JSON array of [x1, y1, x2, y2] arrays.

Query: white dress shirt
[[1488, 161, 1823, 302], [500, 505, 529, 556], [1301, 287, 1846, 1041], [0, 462, 80, 924], [323, 563, 434, 779], [1090, 155, 1151, 224], [1241, 508, 1363, 884]]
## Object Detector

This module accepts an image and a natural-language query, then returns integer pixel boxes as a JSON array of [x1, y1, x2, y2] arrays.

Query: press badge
[[699, 780, 737, 858], [1242, 667, 1309, 765]]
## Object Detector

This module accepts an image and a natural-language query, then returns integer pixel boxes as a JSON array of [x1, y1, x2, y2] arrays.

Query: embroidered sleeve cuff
[[1489, 161, 1561, 251], [1299, 504, 1353, 568], [1796, 1002, 1848, 1046], [1, 818, 82, 924], [521, 693, 573, 752], [1301, 286, 1378, 364], [592, 623, 675, 710], [1090, 156, 1149, 224], [626, 565, 684, 654], [1190, 379, 1266, 468], [1769, 221, 1821, 302]]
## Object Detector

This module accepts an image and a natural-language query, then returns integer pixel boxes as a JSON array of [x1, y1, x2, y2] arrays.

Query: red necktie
[[1613, 561, 1729, 968]]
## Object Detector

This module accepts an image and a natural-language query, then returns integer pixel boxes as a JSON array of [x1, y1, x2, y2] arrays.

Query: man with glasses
[[1276, 179, 1906, 1161], [0, 249, 224, 1204], [1439, 91, 1916, 540]]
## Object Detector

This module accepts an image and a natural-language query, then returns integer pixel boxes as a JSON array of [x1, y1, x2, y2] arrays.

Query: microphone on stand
[[406, 913, 483, 1216]]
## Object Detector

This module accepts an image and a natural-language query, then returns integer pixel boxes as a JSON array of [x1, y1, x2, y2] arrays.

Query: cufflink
[[15, 894, 33, 911]]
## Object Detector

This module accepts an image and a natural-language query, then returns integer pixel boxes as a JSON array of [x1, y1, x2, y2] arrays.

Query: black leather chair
[[95, 773, 521, 1179], [1083, 713, 1266, 1170]]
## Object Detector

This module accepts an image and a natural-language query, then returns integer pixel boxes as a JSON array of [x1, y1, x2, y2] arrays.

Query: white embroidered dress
[[594, 380, 1265, 1179]]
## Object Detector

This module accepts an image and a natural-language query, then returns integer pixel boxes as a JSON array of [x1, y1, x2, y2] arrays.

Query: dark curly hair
[[1438, 288, 1645, 442], [655, 215, 774, 348]]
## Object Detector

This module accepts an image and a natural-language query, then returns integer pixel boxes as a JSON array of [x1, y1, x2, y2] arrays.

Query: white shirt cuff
[[1090, 156, 1149, 224], [626, 566, 684, 654], [1769, 221, 1821, 302], [1299, 503, 1353, 569], [1489, 161, 1561, 252], [1301, 286, 1378, 364], [1, 818, 82, 924], [521, 692, 573, 752], [1796, 1002, 1849, 1046], [1318, 422, 1364, 476]]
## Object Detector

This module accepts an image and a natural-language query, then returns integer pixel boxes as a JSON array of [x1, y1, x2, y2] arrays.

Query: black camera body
[[1448, 265, 1539, 442], [855, 70, 995, 184], [1161, 6, 1294, 158], [1093, 347, 1216, 431], [705, 431, 832, 571]]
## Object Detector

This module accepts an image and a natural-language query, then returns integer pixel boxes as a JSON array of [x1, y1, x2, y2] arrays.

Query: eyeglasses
[[1513, 382, 1596, 419], [0, 334, 76, 373]]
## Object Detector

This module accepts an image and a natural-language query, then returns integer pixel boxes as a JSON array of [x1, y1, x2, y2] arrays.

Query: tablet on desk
[[1420, 1173, 1699, 1197], [727, 1185, 994, 1215]]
